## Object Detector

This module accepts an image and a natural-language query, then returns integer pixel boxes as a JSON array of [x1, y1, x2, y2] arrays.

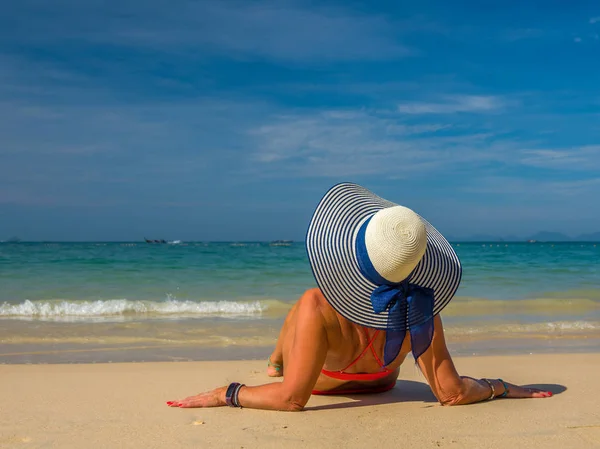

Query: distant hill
[[527, 231, 571, 242], [577, 232, 600, 241], [527, 231, 600, 242], [504, 235, 522, 242], [449, 231, 600, 242], [451, 234, 507, 242]]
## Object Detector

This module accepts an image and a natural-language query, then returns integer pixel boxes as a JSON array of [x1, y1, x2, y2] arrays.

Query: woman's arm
[[168, 291, 330, 411], [416, 315, 552, 406]]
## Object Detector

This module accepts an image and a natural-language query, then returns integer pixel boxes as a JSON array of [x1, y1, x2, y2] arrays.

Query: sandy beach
[[1, 353, 599, 449]]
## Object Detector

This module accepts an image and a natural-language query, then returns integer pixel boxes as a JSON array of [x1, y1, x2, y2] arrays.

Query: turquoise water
[[1, 241, 599, 362], [1, 241, 599, 311]]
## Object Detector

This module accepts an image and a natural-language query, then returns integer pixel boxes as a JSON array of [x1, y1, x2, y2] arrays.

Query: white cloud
[[397, 95, 507, 114], [590, 17, 600, 24], [3, 0, 413, 63], [385, 123, 453, 135], [0, 91, 268, 197], [462, 175, 600, 197], [520, 146, 600, 170], [248, 103, 600, 179], [574, 37, 582, 43], [248, 108, 517, 177]]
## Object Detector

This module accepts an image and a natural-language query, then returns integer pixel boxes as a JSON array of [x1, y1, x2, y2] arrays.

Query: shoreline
[[2, 335, 600, 364], [2, 353, 599, 448]]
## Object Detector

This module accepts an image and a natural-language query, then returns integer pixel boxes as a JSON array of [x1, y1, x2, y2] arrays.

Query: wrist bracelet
[[225, 382, 245, 408], [482, 378, 495, 400], [497, 378, 509, 398], [225, 382, 241, 407], [232, 383, 245, 408]]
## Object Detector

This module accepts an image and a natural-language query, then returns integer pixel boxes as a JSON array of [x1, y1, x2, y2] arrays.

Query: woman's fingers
[[524, 387, 552, 398], [530, 390, 553, 398], [167, 391, 222, 408], [176, 395, 198, 408], [178, 400, 195, 408], [166, 396, 191, 407], [507, 384, 552, 399]]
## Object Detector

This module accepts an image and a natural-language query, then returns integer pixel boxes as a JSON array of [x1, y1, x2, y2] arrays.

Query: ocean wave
[[446, 320, 600, 337], [445, 295, 600, 316], [0, 298, 267, 319]]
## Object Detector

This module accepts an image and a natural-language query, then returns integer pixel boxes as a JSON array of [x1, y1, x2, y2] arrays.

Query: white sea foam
[[541, 321, 599, 331], [0, 298, 266, 318], [446, 320, 600, 337]]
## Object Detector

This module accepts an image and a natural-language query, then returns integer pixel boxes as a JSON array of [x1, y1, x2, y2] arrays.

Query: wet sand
[[2, 315, 599, 364]]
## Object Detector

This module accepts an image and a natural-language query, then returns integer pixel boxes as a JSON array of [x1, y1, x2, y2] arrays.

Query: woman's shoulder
[[298, 288, 362, 335], [297, 288, 333, 315]]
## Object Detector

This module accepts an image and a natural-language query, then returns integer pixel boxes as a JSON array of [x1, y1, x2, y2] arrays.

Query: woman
[[167, 183, 552, 411]]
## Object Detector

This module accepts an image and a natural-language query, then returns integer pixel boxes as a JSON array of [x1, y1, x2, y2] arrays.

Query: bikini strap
[[337, 328, 381, 372], [369, 335, 386, 368]]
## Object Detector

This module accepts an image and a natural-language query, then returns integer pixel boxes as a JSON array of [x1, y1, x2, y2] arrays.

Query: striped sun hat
[[306, 182, 462, 331]]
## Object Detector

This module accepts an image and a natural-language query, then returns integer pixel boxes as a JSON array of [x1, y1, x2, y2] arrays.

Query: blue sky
[[1, 0, 600, 241]]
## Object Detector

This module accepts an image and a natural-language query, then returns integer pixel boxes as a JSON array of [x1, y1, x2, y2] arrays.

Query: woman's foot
[[267, 356, 283, 377]]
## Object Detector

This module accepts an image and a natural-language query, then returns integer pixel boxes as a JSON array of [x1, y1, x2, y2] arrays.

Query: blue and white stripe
[[306, 183, 462, 330]]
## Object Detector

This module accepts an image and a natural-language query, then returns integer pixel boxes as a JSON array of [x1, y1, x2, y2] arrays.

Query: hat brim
[[306, 182, 462, 330]]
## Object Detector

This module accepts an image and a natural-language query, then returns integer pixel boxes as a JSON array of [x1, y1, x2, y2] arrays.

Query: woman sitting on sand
[[168, 183, 552, 411]]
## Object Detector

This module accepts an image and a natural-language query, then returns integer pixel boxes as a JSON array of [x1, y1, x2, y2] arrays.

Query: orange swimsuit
[[311, 328, 396, 395]]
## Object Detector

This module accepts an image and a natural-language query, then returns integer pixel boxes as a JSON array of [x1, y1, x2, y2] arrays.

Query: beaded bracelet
[[497, 378, 509, 398], [482, 378, 495, 400]]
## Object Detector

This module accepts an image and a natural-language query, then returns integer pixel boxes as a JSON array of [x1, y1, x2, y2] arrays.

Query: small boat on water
[[1, 236, 21, 243], [144, 238, 167, 244], [270, 240, 293, 247]]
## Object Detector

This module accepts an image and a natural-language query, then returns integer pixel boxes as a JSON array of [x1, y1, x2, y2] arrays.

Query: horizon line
[[2, 240, 600, 244]]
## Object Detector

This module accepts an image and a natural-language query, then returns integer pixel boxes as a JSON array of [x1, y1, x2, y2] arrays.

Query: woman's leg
[[267, 301, 300, 377]]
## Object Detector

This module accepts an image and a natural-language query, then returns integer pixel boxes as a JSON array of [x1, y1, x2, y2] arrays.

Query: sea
[[1, 241, 599, 364]]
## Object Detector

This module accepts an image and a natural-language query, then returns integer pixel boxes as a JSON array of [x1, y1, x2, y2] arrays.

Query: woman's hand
[[167, 387, 226, 408], [489, 379, 553, 399]]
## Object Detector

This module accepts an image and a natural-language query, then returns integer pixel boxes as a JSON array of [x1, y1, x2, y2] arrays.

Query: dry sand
[[1, 353, 599, 449]]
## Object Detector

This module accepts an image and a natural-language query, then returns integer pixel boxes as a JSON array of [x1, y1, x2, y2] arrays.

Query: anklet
[[268, 357, 282, 372], [482, 378, 495, 400], [497, 378, 509, 398]]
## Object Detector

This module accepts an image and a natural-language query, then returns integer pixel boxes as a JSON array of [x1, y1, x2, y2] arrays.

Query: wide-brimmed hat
[[306, 182, 462, 332]]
